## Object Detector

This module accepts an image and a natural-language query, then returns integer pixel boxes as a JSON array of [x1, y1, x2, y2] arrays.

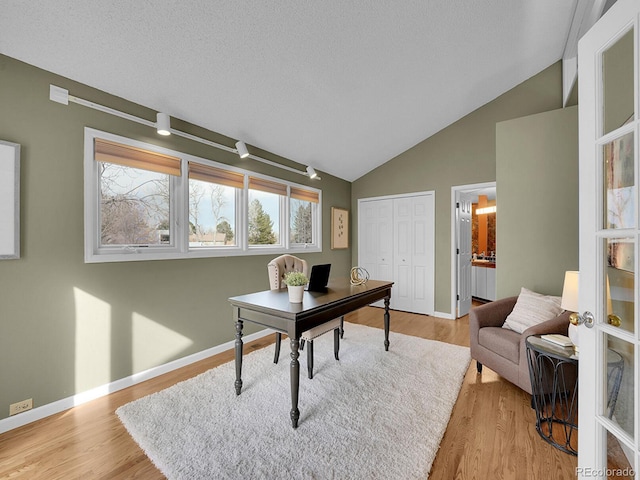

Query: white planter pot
[[287, 285, 304, 303]]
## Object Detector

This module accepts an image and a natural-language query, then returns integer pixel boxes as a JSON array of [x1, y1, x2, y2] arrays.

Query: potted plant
[[283, 271, 308, 303]]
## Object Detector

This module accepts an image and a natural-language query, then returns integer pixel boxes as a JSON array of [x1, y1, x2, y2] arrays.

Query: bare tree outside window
[[99, 163, 170, 246], [188, 178, 236, 246]]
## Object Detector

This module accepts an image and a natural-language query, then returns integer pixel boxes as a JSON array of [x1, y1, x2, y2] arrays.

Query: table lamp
[[561, 271, 580, 352]]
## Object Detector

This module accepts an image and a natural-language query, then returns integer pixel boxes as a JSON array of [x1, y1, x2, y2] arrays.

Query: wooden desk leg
[[384, 296, 390, 351], [234, 318, 243, 395], [290, 337, 300, 428]]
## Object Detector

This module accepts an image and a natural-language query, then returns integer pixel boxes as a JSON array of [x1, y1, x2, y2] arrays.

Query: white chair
[[267, 254, 343, 379]]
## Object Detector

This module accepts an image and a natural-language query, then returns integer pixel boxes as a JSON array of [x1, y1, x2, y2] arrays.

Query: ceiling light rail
[[48, 84, 319, 179]]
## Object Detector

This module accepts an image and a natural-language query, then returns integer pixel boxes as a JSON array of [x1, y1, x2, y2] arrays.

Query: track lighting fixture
[[50, 84, 319, 179], [235, 141, 249, 159], [306, 166, 318, 179], [156, 112, 171, 136]]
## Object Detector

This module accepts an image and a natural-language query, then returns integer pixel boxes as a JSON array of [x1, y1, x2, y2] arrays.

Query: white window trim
[[84, 128, 322, 263]]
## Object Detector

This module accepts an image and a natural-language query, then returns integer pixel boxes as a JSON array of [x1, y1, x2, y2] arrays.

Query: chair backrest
[[267, 255, 309, 290]]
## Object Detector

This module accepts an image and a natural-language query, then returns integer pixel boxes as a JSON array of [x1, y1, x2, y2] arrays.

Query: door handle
[[608, 314, 622, 327], [569, 311, 595, 329]]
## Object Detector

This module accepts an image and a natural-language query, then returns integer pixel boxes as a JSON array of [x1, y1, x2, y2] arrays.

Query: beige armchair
[[267, 254, 342, 379], [470, 296, 571, 394]]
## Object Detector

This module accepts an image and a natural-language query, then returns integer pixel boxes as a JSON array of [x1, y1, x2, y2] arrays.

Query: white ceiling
[[0, 1, 578, 181]]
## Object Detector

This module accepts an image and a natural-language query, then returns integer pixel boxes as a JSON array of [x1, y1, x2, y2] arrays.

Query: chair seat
[[478, 326, 520, 364], [301, 318, 342, 342]]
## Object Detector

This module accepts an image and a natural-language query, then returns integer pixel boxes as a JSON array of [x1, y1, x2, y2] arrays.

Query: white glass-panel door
[[577, 0, 639, 477]]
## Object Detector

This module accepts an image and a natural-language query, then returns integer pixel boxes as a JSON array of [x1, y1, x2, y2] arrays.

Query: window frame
[[84, 128, 322, 263]]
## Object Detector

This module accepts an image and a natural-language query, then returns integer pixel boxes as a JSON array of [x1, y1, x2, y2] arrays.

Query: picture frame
[[331, 207, 349, 249], [0, 140, 20, 259]]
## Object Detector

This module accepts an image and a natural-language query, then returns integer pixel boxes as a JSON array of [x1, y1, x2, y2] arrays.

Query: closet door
[[359, 199, 393, 283], [393, 195, 434, 314], [358, 193, 434, 315]]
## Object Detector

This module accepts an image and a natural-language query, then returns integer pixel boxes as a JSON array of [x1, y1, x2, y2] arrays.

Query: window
[[188, 162, 243, 248], [95, 139, 179, 248], [248, 177, 286, 247], [84, 129, 321, 262], [290, 187, 319, 245]]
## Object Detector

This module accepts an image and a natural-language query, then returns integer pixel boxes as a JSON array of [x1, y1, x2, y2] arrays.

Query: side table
[[525, 335, 579, 455]]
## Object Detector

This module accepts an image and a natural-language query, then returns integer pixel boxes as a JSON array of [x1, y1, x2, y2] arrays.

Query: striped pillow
[[502, 287, 563, 334]]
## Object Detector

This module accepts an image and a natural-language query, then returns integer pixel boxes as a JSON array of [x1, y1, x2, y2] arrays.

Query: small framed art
[[331, 207, 349, 249]]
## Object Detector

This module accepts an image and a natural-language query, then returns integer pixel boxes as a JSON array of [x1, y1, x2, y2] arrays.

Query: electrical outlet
[[9, 398, 33, 416]]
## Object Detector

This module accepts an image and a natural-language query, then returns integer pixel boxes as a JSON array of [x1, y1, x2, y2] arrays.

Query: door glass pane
[[605, 238, 635, 334], [604, 427, 635, 479], [603, 131, 635, 229], [603, 334, 634, 438], [603, 28, 634, 136]]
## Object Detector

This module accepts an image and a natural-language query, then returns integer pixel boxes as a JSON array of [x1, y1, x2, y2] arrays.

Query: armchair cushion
[[502, 287, 562, 334]]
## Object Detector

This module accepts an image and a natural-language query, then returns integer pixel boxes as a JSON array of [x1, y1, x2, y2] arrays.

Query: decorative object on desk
[[283, 271, 308, 303], [349, 266, 369, 285], [560, 270, 580, 352], [331, 207, 349, 249], [117, 323, 470, 480]]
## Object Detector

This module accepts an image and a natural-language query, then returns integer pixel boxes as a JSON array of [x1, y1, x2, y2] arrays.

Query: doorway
[[451, 182, 496, 318]]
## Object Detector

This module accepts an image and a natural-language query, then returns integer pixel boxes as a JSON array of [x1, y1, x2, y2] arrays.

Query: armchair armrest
[[519, 310, 572, 364], [521, 311, 571, 338]]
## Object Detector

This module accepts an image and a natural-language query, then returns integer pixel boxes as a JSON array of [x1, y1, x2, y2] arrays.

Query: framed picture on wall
[[331, 207, 349, 249], [0, 140, 20, 259]]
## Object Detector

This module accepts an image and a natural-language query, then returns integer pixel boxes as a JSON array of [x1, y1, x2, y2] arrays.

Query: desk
[[229, 278, 393, 428], [525, 335, 578, 455]]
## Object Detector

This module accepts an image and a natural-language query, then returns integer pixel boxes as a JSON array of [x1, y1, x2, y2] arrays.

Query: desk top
[[228, 278, 393, 319]]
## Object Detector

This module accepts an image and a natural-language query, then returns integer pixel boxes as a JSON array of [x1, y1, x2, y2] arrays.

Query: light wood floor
[[0, 306, 577, 479]]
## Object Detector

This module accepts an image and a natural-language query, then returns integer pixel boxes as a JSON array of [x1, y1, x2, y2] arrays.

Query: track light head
[[235, 141, 249, 159], [306, 166, 318, 179], [156, 112, 171, 136]]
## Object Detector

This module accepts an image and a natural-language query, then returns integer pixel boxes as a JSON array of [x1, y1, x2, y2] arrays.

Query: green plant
[[283, 271, 308, 287]]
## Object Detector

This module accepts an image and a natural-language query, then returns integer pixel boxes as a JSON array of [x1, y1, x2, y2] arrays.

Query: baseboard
[[0, 329, 272, 435], [434, 310, 455, 320]]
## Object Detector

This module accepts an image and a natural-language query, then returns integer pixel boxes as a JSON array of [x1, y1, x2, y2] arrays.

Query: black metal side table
[[525, 335, 579, 455]]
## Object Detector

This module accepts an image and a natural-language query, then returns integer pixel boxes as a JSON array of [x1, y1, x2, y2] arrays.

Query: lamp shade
[[156, 112, 171, 136], [561, 271, 579, 312]]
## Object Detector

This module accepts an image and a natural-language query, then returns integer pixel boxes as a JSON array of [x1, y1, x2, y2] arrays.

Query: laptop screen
[[307, 264, 331, 292]]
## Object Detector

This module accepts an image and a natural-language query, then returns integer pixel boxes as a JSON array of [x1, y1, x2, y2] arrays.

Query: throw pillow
[[502, 287, 563, 334]]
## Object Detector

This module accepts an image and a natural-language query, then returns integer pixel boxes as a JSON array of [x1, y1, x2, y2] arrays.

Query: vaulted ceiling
[[0, 1, 579, 181]]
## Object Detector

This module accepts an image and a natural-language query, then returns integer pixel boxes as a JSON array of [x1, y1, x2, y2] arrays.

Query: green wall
[[0, 55, 351, 420], [351, 62, 565, 314], [496, 106, 579, 297]]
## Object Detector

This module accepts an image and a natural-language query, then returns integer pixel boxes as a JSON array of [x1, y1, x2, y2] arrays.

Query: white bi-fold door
[[358, 192, 434, 315]]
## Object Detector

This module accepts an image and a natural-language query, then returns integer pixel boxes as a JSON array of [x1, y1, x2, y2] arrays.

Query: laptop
[[306, 264, 331, 292]]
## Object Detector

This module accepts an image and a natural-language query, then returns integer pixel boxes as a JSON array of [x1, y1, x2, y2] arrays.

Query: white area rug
[[117, 323, 470, 480]]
